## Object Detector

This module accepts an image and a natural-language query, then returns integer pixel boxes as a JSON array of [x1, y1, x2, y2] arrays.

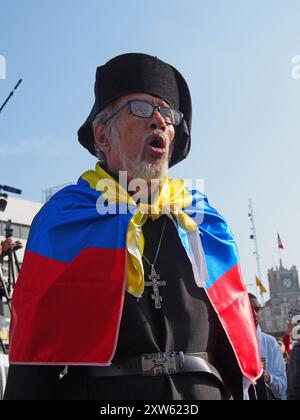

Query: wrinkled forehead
[[115, 93, 171, 109]]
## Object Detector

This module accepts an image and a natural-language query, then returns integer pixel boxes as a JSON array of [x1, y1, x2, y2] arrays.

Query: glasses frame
[[103, 99, 183, 126]]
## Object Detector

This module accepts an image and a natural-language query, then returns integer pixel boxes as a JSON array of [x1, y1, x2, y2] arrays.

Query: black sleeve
[[213, 321, 243, 400], [287, 345, 300, 400], [3, 365, 62, 400]]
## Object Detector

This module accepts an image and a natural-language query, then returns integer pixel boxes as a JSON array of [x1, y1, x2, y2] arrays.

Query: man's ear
[[93, 124, 111, 154]]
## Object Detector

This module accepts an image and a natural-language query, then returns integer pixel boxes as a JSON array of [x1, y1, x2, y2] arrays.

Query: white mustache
[[141, 130, 170, 151]]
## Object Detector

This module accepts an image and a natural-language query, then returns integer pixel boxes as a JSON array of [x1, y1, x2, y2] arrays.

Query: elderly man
[[4, 53, 262, 400]]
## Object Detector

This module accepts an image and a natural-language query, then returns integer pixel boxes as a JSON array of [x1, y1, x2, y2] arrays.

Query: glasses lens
[[161, 108, 182, 125], [129, 100, 183, 126], [130, 101, 153, 118]]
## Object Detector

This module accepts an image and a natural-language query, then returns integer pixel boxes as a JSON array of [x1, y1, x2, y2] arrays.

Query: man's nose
[[149, 110, 167, 131]]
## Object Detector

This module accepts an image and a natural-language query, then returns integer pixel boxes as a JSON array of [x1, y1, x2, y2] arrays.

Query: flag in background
[[277, 233, 284, 250], [256, 276, 267, 294]]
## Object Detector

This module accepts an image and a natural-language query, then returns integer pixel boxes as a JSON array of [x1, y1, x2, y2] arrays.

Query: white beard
[[110, 124, 172, 182]]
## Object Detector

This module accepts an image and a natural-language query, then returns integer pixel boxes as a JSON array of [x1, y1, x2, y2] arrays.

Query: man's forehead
[[115, 93, 170, 107]]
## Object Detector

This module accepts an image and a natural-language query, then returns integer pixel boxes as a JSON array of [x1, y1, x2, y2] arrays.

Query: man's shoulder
[[261, 331, 278, 347], [292, 341, 300, 352]]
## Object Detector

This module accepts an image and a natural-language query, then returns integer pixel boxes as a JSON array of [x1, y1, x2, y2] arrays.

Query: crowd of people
[[249, 294, 300, 400]]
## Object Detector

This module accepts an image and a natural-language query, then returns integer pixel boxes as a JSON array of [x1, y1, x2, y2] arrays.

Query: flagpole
[[278, 246, 282, 268], [277, 233, 284, 268], [248, 198, 265, 305]]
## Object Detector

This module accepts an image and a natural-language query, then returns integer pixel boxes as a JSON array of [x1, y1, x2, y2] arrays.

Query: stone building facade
[[260, 262, 300, 336]]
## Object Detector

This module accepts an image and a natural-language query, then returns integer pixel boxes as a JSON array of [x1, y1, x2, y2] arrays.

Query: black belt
[[68, 352, 224, 390]]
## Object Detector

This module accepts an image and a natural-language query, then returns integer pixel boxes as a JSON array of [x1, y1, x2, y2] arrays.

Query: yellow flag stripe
[[82, 164, 198, 297]]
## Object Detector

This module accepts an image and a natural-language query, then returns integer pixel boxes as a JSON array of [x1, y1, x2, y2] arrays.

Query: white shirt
[[0, 353, 9, 400], [257, 326, 287, 400]]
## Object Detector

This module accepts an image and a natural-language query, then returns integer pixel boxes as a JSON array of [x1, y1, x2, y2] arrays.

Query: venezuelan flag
[[9, 171, 262, 383], [10, 179, 132, 366], [186, 197, 263, 381]]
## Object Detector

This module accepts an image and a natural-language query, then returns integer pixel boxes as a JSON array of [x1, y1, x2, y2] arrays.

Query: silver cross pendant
[[145, 266, 166, 309]]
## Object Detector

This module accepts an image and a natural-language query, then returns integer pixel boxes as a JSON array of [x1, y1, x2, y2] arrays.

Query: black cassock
[[4, 216, 243, 400]]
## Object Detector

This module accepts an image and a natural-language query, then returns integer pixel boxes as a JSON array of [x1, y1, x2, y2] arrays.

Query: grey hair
[[92, 103, 115, 163]]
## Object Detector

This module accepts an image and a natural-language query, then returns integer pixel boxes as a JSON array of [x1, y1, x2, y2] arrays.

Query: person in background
[[0, 238, 18, 335], [287, 329, 300, 400], [275, 338, 288, 366], [283, 319, 298, 357], [0, 238, 18, 260], [249, 294, 287, 400]]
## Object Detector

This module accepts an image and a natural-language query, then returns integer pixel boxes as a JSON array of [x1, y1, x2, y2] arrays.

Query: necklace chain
[[142, 218, 166, 268]]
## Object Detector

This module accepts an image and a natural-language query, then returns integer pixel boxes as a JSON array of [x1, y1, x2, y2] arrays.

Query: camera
[[0, 185, 22, 212], [2, 220, 22, 252], [0, 193, 8, 212], [4, 220, 13, 238]]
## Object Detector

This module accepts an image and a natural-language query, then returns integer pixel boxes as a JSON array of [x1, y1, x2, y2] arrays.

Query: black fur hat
[[77, 53, 192, 167]]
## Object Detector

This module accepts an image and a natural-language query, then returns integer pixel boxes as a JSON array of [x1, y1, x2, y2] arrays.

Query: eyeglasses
[[103, 99, 183, 126]]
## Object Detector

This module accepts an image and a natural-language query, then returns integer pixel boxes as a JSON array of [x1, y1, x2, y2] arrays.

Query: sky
[[0, 0, 300, 298]]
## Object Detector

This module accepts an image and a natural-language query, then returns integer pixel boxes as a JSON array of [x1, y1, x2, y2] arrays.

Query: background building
[[261, 262, 300, 336]]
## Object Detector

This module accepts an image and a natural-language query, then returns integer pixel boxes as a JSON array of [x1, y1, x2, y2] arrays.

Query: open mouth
[[146, 135, 166, 155]]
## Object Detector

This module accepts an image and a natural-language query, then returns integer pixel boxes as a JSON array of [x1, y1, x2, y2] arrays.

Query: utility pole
[[248, 198, 265, 305]]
